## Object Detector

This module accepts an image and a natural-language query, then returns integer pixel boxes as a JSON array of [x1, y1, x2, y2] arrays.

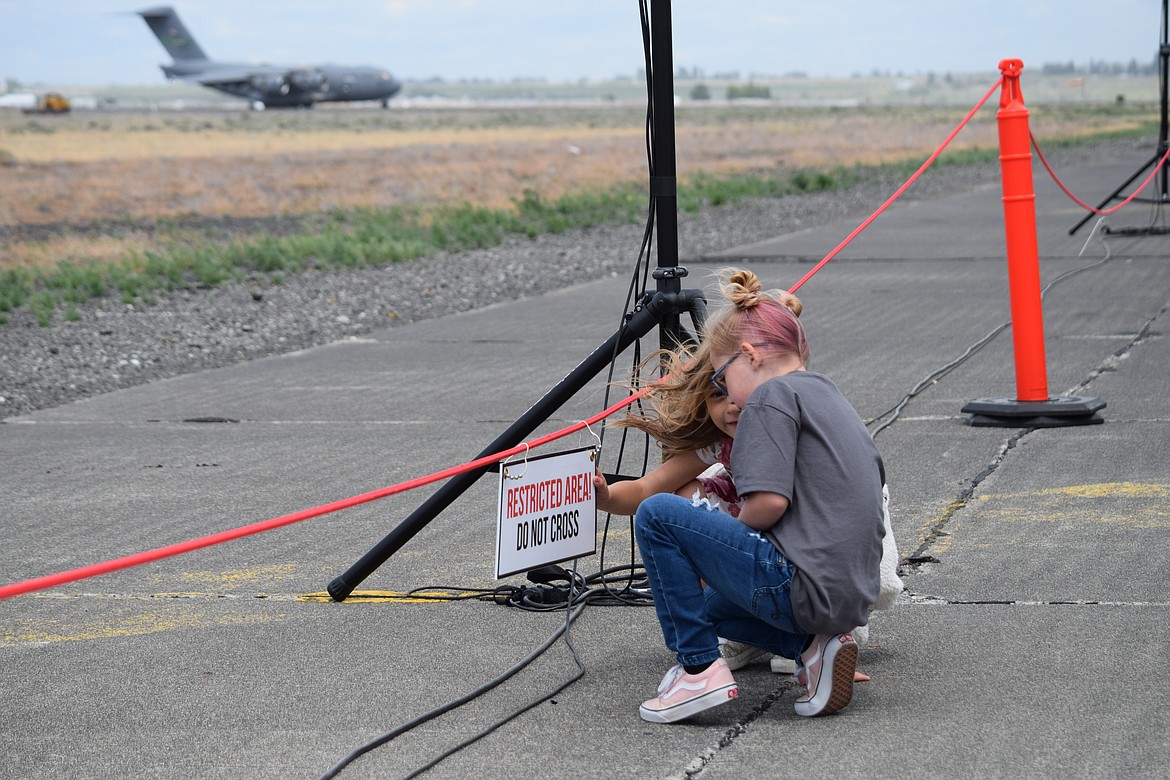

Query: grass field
[[0, 79, 1159, 325]]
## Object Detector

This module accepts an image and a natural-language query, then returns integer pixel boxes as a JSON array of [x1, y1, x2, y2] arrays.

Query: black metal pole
[[649, 0, 683, 352], [1159, 0, 1169, 201], [327, 292, 691, 601]]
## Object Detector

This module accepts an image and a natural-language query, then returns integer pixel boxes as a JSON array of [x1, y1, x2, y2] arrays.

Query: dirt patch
[[0, 103, 1151, 269]]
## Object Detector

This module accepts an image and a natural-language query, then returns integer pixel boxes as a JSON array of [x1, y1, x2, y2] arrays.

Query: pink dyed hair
[[703, 268, 809, 365]]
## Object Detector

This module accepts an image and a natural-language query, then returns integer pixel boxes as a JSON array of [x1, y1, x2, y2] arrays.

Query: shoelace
[[655, 664, 685, 696]]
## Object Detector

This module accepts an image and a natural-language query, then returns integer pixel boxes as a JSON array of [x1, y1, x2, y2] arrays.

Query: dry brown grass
[[4, 234, 155, 273], [0, 103, 1151, 269]]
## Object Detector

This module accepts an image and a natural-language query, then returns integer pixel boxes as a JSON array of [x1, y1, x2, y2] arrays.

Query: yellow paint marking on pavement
[[935, 481, 1170, 537], [979, 482, 1169, 501], [914, 499, 968, 554], [297, 590, 466, 604], [976, 505, 1170, 529], [1, 611, 282, 648], [969, 482, 1170, 529], [911, 483, 1169, 556]]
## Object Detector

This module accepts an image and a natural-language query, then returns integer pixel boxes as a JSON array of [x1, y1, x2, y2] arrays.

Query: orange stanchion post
[[961, 59, 1105, 427], [996, 58, 1048, 402]]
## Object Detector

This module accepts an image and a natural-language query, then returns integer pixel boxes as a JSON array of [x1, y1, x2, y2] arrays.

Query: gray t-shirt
[[731, 371, 885, 634]]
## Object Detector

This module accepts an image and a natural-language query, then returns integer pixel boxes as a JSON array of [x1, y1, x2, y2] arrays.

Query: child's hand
[[593, 469, 611, 510]]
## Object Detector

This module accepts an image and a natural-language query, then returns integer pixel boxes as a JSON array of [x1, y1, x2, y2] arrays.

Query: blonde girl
[[634, 269, 885, 724]]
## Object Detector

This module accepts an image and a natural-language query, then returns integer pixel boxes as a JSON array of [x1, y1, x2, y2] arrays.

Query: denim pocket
[[750, 583, 790, 620], [750, 556, 794, 621]]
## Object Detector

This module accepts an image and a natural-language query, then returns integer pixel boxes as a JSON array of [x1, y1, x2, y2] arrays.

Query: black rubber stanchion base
[[961, 395, 1106, 428]]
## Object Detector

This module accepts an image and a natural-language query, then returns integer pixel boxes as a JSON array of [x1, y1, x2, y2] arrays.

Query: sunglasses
[[709, 351, 742, 397]]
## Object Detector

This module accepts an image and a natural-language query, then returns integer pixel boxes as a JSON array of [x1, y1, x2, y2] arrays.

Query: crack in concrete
[[669, 684, 798, 779], [904, 301, 1166, 574], [1066, 302, 1165, 396], [905, 428, 1028, 571]]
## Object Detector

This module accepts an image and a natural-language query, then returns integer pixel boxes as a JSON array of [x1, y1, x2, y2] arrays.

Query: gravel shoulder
[[0, 139, 1137, 420]]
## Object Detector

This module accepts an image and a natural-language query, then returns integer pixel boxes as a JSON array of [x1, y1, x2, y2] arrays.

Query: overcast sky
[[0, 0, 1159, 87]]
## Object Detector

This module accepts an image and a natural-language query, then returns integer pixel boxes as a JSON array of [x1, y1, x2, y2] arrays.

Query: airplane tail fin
[[138, 6, 209, 62]]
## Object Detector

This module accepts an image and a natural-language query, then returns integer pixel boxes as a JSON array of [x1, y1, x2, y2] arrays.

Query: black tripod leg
[[1071, 3, 1169, 234], [1069, 152, 1160, 235], [326, 291, 695, 601]]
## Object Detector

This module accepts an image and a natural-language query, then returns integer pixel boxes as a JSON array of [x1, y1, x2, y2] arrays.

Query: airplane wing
[[190, 65, 327, 96], [188, 67, 259, 86]]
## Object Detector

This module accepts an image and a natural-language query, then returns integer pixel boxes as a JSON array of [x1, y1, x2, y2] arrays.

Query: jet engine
[[289, 69, 328, 92], [250, 74, 290, 96]]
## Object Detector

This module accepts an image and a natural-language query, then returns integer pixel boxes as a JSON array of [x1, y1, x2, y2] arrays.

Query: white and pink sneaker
[[794, 632, 858, 717], [639, 658, 739, 723]]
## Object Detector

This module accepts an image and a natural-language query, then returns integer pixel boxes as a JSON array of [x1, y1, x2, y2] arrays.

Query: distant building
[[0, 92, 37, 110]]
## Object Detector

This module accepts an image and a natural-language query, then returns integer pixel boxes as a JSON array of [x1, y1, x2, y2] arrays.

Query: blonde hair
[[609, 341, 723, 458]]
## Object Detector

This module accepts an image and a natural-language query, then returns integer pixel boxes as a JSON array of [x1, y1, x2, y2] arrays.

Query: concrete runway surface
[[2, 145, 1168, 779]]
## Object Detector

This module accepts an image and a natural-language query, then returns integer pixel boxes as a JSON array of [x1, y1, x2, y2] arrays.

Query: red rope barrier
[[0, 386, 654, 601], [1, 77, 1009, 601], [789, 78, 1003, 293], [1030, 131, 1170, 216]]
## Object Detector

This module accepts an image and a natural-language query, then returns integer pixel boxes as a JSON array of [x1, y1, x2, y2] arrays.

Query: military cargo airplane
[[137, 6, 401, 109]]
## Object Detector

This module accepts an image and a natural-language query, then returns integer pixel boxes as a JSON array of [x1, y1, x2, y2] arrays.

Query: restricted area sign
[[495, 446, 597, 579]]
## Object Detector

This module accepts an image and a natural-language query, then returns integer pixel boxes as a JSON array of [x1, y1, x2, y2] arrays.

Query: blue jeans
[[635, 492, 810, 667]]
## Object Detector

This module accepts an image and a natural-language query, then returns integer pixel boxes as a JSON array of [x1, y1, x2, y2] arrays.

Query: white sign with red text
[[496, 446, 597, 579]]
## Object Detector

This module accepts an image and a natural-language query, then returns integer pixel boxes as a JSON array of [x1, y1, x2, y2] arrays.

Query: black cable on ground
[[316, 601, 588, 780], [398, 590, 588, 780]]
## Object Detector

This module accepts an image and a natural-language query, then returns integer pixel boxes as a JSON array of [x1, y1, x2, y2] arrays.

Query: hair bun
[[722, 269, 763, 310], [778, 290, 803, 317], [718, 268, 802, 316]]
